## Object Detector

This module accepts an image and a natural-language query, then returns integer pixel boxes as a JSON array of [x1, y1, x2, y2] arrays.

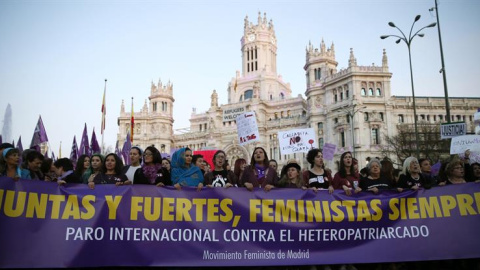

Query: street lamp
[[381, 15, 436, 157], [342, 103, 366, 159]]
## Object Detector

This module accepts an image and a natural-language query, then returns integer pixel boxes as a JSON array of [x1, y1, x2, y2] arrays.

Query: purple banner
[[1, 177, 480, 268]]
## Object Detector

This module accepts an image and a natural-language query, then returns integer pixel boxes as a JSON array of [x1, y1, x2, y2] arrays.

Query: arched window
[[280, 92, 285, 99], [371, 128, 380, 145], [380, 112, 384, 121], [364, 112, 369, 121], [368, 88, 374, 96], [340, 92, 344, 100], [376, 88, 382, 96], [361, 88, 366, 96], [346, 90, 349, 99], [244, 90, 253, 100], [398, 114, 404, 123]]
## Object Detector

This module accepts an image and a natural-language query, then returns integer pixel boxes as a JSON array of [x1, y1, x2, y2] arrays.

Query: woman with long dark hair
[[332, 151, 361, 195], [134, 146, 170, 186], [240, 147, 277, 191], [85, 153, 104, 184], [74, 155, 90, 183], [89, 153, 127, 189]]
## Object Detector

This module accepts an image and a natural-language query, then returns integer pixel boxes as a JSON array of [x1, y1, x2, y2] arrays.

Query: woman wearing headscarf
[[134, 146, 170, 187], [171, 147, 204, 191], [240, 147, 277, 191]]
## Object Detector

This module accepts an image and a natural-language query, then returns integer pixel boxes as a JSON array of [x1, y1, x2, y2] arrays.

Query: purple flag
[[122, 132, 131, 165], [115, 140, 122, 163], [78, 124, 90, 156], [16, 136, 23, 152], [70, 136, 79, 165], [0, 135, 2, 144], [30, 115, 49, 152], [90, 128, 101, 155], [51, 152, 56, 161]]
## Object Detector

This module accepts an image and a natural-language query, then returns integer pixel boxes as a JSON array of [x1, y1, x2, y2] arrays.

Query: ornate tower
[[228, 12, 291, 104]]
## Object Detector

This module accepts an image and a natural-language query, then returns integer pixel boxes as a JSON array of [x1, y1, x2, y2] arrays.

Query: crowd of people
[[1, 142, 479, 269], [1, 141, 479, 192]]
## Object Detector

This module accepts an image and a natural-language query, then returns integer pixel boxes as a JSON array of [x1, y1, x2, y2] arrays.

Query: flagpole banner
[[322, 143, 337, 161], [278, 128, 316, 155], [1, 179, 480, 268], [236, 112, 260, 146]]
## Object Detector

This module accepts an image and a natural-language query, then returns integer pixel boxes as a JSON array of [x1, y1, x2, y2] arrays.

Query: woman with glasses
[[134, 146, 171, 186], [204, 150, 236, 188], [171, 147, 203, 190], [444, 160, 467, 185]]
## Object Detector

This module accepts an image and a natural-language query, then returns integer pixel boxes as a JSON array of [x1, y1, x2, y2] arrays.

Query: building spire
[[382, 48, 388, 67], [348, 48, 357, 67]]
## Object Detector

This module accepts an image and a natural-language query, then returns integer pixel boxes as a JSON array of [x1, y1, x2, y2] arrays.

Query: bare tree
[[381, 122, 450, 166]]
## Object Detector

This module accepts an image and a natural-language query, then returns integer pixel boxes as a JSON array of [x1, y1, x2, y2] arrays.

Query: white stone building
[[117, 12, 480, 171]]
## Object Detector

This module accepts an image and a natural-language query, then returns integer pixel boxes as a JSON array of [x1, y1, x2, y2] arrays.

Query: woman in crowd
[[89, 153, 127, 189], [122, 146, 143, 184], [468, 162, 480, 182], [55, 158, 81, 185], [162, 157, 171, 173], [192, 154, 206, 175], [277, 162, 304, 189], [134, 146, 170, 186], [204, 150, 236, 188], [397, 157, 432, 192], [380, 158, 397, 188], [0, 148, 27, 179], [233, 158, 247, 186], [279, 159, 299, 179], [360, 158, 392, 194], [269, 159, 279, 178], [418, 158, 439, 186], [85, 153, 104, 184], [41, 158, 57, 181], [23, 150, 45, 180], [240, 147, 277, 191], [444, 160, 467, 185], [171, 147, 204, 190], [74, 155, 90, 183], [303, 148, 333, 194], [332, 151, 361, 195]]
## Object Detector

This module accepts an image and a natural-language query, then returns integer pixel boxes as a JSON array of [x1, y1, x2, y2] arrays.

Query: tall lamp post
[[430, 0, 451, 123], [381, 15, 436, 158]]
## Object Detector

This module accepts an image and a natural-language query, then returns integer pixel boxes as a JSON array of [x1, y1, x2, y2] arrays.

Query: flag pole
[[101, 79, 107, 153], [131, 97, 134, 144]]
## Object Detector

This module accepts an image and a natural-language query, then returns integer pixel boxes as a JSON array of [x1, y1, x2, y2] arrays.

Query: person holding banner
[[332, 152, 361, 195], [122, 146, 143, 184], [233, 158, 247, 186], [240, 147, 277, 191], [397, 157, 432, 192], [277, 162, 304, 188], [74, 155, 90, 183], [303, 148, 333, 193], [444, 159, 467, 185], [171, 147, 204, 191], [85, 153, 104, 184], [133, 146, 171, 187], [23, 150, 45, 180], [204, 150, 235, 188], [54, 158, 81, 184], [360, 158, 391, 194], [89, 153, 127, 188], [0, 148, 27, 179]]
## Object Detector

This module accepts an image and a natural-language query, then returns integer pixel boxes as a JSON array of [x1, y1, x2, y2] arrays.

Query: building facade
[[117, 12, 480, 171]]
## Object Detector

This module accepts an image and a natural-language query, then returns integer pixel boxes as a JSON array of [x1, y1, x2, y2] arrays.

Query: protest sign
[[278, 128, 315, 155]]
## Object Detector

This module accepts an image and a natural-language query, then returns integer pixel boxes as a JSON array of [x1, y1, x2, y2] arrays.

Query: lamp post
[[430, 0, 451, 123], [381, 15, 436, 158]]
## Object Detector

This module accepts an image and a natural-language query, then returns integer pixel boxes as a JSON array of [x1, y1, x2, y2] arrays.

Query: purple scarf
[[142, 164, 163, 184], [254, 164, 266, 180]]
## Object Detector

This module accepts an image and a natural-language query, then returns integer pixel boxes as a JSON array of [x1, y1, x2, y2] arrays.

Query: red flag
[[101, 79, 107, 135], [130, 97, 134, 143]]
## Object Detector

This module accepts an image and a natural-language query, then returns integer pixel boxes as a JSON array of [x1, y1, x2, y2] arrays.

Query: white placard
[[450, 135, 480, 154], [278, 128, 316, 155], [441, 122, 466, 139], [236, 112, 260, 146], [223, 107, 246, 122]]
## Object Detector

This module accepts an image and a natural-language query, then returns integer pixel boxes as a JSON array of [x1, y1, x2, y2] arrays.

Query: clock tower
[[228, 12, 291, 104], [241, 12, 277, 75]]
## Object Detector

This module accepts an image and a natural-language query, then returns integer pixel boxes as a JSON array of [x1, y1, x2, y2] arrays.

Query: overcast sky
[[1, 0, 479, 157]]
